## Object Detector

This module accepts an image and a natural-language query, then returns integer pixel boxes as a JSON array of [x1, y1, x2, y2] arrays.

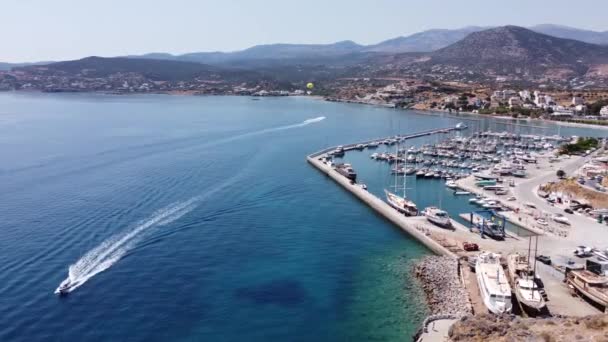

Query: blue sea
[[0, 93, 604, 341]]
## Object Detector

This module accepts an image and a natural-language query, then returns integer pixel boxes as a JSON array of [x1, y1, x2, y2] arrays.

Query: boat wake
[[216, 116, 326, 144], [55, 198, 198, 295], [53, 116, 324, 295]]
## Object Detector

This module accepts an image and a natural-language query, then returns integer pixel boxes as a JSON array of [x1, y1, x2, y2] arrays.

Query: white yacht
[[423, 207, 452, 228], [476, 252, 513, 314]]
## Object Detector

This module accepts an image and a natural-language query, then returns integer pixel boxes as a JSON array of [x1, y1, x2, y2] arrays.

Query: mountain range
[[123, 24, 608, 66], [8, 25, 608, 85]]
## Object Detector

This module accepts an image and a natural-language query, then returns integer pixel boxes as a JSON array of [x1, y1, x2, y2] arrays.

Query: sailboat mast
[[394, 139, 399, 192], [403, 140, 407, 198]]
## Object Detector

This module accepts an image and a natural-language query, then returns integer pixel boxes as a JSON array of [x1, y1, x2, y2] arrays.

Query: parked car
[[564, 208, 574, 214], [462, 242, 479, 251], [536, 255, 552, 265]]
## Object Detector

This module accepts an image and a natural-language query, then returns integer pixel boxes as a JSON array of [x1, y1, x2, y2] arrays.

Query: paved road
[[514, 153, 608, 253]]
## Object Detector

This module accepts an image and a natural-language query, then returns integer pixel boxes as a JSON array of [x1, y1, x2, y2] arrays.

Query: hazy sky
[[2, 0, 607, 62]]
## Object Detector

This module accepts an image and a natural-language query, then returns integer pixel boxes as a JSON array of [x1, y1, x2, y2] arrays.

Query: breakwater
[[307, 127, 459, 258]]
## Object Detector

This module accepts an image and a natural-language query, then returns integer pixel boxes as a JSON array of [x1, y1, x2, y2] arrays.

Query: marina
[[308, 123, 608, 328]]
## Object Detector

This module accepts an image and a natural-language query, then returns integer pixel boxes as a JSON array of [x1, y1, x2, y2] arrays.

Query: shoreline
[[324, 96, 608, 131], [4, 89, 608, 131]]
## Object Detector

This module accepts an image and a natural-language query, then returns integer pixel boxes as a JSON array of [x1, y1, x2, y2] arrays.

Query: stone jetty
[[414, 256, 472, 316]]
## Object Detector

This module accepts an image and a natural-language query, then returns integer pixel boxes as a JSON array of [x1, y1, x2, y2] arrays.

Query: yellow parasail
[[306, 82, 314, 89]]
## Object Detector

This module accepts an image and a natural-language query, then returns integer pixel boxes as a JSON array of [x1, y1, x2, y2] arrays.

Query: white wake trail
[[211, 116, 326, 145], [55, 116, 325, 294], [58, 197, 199, 294]]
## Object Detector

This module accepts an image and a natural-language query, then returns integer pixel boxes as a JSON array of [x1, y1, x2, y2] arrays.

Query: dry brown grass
[[542, 179, 608, 209]]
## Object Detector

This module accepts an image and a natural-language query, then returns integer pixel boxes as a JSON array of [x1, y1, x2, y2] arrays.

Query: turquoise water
[[0, 92, 604, 341]]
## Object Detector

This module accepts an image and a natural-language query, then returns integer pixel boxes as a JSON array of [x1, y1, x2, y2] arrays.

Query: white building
[[600, 105, 608, 117], [519, 90, 531, 100]]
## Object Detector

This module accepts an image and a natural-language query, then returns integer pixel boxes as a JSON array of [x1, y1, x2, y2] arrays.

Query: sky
[[2, 0, 607, 62]]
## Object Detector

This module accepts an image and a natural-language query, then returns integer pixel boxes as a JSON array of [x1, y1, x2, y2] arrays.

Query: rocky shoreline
[[414, 256, 472, 316]]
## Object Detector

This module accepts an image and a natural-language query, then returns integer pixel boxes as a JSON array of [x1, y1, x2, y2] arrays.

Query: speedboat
[[55, 278, 81, 296], [455, 122, 468, 130]]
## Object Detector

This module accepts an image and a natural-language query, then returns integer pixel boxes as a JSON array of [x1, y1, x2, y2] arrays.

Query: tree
[[556, 169, 566, 179]]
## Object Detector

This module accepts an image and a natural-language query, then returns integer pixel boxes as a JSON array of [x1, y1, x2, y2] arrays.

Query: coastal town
[[3, 62, 608, 128], [308, 126, 608, 341]]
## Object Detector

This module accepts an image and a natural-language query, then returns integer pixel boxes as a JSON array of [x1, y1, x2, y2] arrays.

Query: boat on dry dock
[[566, 268, 608, 312], [423, 206, 453, 228], [507, 253, 546, 314], [476, 251, 513, 315]]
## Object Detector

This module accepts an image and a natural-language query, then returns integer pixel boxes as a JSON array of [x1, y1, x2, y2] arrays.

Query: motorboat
[[455, 122, 468, 130], [55, 278, 81, 296], [454, 191, 471, 195], [476, 252, 512, 314], [483, 201, 501, 210], [334, 163, 357, 182], [445, 180, 458, 189], [416, 170, 426, 177], [424, 206, 453, 228], [405, 167, 416, 175]]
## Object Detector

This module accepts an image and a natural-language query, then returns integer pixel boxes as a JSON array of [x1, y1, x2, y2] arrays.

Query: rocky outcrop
[[414, 256, 472, 316]]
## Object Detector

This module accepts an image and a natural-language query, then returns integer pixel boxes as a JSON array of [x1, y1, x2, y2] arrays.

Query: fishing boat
[[507, 253, 546, 313], [476, 251, 513, 314], [423, 207, 452, 228], [566, 270, 608, 312]]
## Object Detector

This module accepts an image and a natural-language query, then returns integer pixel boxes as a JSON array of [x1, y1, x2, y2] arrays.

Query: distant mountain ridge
[[427, 26, 608, 75], [4, 24, 607, 69]]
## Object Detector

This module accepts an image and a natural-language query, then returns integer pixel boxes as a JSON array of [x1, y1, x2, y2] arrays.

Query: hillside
[[531, 24, 608, 46], [428, 26, 608, 75], [365, 27, 488, 53], [16, 56, 265, 82]]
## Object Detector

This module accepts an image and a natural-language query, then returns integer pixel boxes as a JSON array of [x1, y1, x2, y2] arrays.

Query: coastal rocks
[[414, 256, 472, 316]]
